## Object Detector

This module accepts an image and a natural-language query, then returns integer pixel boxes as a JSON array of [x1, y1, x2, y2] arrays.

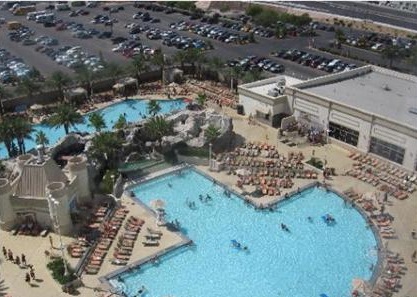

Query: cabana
[[113, 77, 139, 96], [65, 87, 88, 103]]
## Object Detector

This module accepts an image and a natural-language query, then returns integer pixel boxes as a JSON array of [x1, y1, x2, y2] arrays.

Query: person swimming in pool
[[199, 194, 203, 202], [281, 223, 290, 232], [136, 285, 146, 296], [168, 183, 172, 188], [308, 216, 313, 222]]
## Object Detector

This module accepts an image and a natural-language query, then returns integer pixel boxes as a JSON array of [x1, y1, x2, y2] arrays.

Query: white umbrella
[[150, 199, 166, 210], [30, 104, 44, 110], [351, 278, 369, 296]]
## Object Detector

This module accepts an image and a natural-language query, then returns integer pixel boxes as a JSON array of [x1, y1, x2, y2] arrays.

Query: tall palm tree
[[187, 48, 207, 79], [152, 48, 166, 84], [88, 131, 123, 169], [129, 54, 150, 84], [16, 77, 41, 98], [103, 62, 125, 84], [88, 112, 107, 132], [75, 66, 98, 98], [47, 104, 84, 134], [0, 119, 16, 158], [35, 130, 49, 147], [174, 50, 188, 70], [205, 124, 221, 144], [147, 100, 161, 116], [47, 71, 72, 102], [381, 45, 401, 68], [113, 114, 127, 130], [144, 116, 173, 141], [0, 85, 11, 115], [11, 117, 34, 155]]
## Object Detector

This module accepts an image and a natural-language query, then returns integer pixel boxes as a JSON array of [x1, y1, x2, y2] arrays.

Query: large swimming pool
[[112, 169, 378, 297], [0, 99, 186, 159]]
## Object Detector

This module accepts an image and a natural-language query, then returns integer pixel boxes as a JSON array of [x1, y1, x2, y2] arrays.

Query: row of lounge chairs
[[371, 252, 406, 297], [111, 216, 145, 266], [84, 207, 129, 274], [142, 227, 163, 247]]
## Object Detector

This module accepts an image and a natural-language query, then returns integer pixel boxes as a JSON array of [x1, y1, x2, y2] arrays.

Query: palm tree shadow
[[0, 278, 10, 296]]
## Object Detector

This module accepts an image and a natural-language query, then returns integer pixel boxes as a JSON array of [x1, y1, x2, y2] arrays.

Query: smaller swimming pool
[[0, 99, 186, 159]]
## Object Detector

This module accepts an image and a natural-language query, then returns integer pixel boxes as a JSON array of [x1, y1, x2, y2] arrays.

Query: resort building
[[0, 152, 92, 235], [238, 65, 417, 172]]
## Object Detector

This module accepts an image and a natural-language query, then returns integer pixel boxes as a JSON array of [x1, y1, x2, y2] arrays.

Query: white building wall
[[293, 97, 329, 129], [329, 110, 371, 152], [371, 124, 417, 171], [239, 94, 272, 116]]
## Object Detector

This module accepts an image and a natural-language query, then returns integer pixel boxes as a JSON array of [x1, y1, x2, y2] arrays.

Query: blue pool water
[[0, 99, 186, 159], [113, 169, 378, 297]]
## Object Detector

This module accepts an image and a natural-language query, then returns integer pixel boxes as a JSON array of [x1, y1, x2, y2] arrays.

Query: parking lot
[[0, 2, 370, 81]]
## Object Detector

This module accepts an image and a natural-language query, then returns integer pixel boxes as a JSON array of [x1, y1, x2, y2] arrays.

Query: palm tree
[[35, 130, 49, 147], [113, 114, 127, 130], [47, 71, 72, 101], [144, 116, 173, 141], [205, 124, 221, 144], [88, 112, 106, 132], [0, 119, 16, 158], [174, 50, 188, 70], [16, 77, 41, 98], [103, 62, 125, 84], [11, 117, 34, 155], [47, 104, 84, 134], [129, 54, 150, 84], [152, 48, 166, 84], [406, 47, 417, 74], [88, 131, 123, 169], [147, 100, 161, 116], [0, 85, 11, 115], [381, 45, 401, 68], [75, 66, 98, 97], [187, 48, 207, 79], [230, 66, 244, 92], [196, 92, 207, 106]]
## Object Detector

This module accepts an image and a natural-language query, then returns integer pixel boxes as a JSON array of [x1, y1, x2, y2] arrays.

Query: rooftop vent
[[383, 84, 391, 91], [409, 107, 417, 115]]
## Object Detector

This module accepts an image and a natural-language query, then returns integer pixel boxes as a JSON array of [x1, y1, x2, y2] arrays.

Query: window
[[369, 137, 405, 165], [328, 122, 359, 146]]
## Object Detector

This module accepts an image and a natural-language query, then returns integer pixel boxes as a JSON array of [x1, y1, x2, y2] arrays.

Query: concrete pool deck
[[0, 104, 416, 297]]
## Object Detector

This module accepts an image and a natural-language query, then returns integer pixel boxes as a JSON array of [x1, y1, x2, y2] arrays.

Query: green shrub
[[46, 258, 76, 285], [306, 157, 324, 170]]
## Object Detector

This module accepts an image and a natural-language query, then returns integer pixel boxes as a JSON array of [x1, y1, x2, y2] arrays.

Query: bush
[[175, 142, 209, 158], [306, 157, 323, 170], [47, 258, 76, 285]]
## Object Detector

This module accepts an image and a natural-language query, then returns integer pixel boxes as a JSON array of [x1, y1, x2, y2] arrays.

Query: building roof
[[297, 67, 417, 127], [15, 158, 69, 198], [240, 75, 303, 97]]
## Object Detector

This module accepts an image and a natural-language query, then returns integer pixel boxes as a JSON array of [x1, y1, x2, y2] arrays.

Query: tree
[[242, 69, 263, 83], [35, 130, 49, 147], [47, 71, 72, 102], [230, 66, 244, 92], [88, 132, 123, 169], [406, 47, 417, 74], [103, 62, 124, 84], [11, 117, 34, 155], [75, 66, 98, 97], [130, 54, 150, 84], [335, 29, 346, 44], [0, 119, 16, 158], [144, 116, 173, 141], [88, 112, 107, 132], [16, 77, 41, 98], [0, 85, 11, 114], [152, 48, 166, 83], [246, 4, 263, 17], [174, 50, 188, 70], [196, 92, 207, 106], [47, 104, 84, 135], [113, 114, 127, 130], [381, 45, 401, 68], [147, 100, 161, 116], [205, 124, 220, 144]]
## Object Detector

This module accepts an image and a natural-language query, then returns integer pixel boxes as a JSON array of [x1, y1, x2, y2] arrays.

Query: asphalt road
[[285, 1, 417, 31], [0, 2, 377, 80]]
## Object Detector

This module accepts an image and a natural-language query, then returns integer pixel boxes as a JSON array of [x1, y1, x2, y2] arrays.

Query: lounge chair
[[142, 240, 159, 247]]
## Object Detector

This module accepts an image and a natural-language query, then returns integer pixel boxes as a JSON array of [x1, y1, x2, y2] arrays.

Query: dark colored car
[[98, 31, 112, 39]]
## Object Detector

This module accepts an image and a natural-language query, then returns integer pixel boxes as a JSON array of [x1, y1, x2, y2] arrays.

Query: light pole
[[209, 143, 212, 171], [48, 195, 69, 276]]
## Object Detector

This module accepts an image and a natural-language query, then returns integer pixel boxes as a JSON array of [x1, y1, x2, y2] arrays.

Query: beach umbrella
[[30, 104, 44, 110], [351, 278, 369, 296], [150, 199, 166, 210]]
